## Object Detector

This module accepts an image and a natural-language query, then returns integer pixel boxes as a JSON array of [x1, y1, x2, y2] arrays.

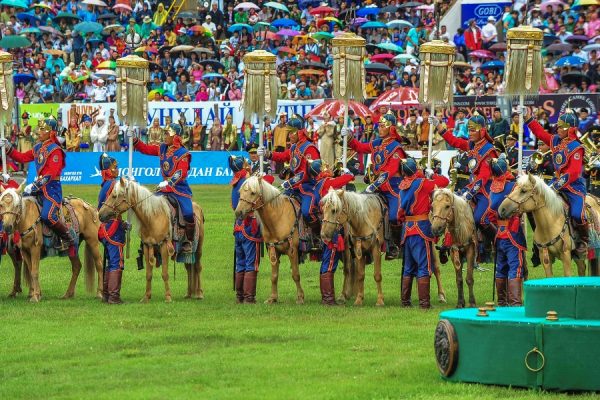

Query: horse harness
[[430, 193, 476, 252]]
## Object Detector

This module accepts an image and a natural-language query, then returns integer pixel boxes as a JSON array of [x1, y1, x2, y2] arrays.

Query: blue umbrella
[[20, 27, 41, 34], [13, 73, 35, 85], [299, 0, 320, 8], [481, 60, 505, 69], [74, 21, 103, 34], [386, 19, 413, 30], [554, 56, 586, 68], [202, 73, 224, 79], [543, 33, 558, 47], [583, 44, 600, 52], [228, 23, 253, 33], [86, 38, 109, 47], [271, 18, 298, 28], [16, 12, 41, 25], [361, 21, 387, 29], [356, 7, 380, 17]]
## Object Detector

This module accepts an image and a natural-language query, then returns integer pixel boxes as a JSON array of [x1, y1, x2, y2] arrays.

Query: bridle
[[503, 185, 545, 215], [238, 179, 281, 213], [321, 202, 349, 230], [101, 182, 157, 217], [430, 193, 455, 227]]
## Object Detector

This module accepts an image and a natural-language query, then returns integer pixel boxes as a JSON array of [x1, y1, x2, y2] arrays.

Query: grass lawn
[[0, 185, 591, 399]]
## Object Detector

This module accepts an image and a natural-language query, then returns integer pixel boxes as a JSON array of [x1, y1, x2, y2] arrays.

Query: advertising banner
[[461, 0, 511, 27], [19, 104, 60, 127]]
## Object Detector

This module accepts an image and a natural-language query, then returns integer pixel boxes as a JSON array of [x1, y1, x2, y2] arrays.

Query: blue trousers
[[473, 192, 491, 228], [402, 235, 434, 278], [495, 238, 524, 279], [159, 193, 194, 222], [561, 183, 586, 223], [299, 184, 316, 222], [101, 238, 125, 272], [380, 190, 400, 225], [321, 243, 341, 274], [234, 231, 260, 273], [33, 180, 62, 226]]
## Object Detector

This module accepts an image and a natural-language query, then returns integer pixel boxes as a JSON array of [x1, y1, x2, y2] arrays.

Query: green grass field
[[0, 185, 593, 399]]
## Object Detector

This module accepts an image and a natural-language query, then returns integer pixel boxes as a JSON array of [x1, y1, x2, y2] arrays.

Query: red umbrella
[[469, 49, 495, 59], [306, 100, 372, 120], [370, 53, 394, 62], [257, 31, 280, 40], [310, 6, 337, 15], [369, 87, 420, 111]]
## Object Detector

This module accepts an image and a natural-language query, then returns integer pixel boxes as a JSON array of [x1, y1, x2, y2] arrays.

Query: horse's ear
[[0, 185, 4, 194], [16, 183, 24, 194], [120, 176, 126, 187], [337, 188, 345, 197], [528, 172, 535, 185]]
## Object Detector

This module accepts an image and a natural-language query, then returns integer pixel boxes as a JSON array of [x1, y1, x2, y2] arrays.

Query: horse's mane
[[322, 189, 381, 229], [518, 174, 563, 217], [433, 188, 475, 244], [242, 176, 286, 208], [115, 179, 171, 220]]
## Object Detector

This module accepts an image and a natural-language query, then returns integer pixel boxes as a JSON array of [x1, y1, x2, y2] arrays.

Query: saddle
[[162, 193, 200, 264], [163, 193, 186, 229], [33, 197, 80, 258]]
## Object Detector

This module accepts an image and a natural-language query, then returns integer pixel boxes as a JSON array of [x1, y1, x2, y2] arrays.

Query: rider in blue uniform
[[132, 123, 195, 253], [97, 154, 129, 304]]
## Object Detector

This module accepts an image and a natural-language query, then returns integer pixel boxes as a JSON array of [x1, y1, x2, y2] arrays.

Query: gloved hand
[[364, 184, 375, 194], [157, 180, 169, 189], [125, 128, 134, 138], [1, 173, 9, 183], [257, 147, 265, 157], [122, 221, 132, 231], [453, 162, 461, 169], [0, 138, 8, 147], [23, 183, 34, 195], [341, 167, 352, 175], [281, 180, 292, 190], [428, 116, 439, 127], [425, 168, 434, 178], [340, 127, 348, 138]]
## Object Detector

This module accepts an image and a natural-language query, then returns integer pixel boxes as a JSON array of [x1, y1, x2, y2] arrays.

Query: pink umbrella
[[369, 87, 420, 111], [370, 53, 395, 62], [306, 100, 373, 120], [469, 49, 496, 59], [277, 29, 301, 36], [113, 3, 132, 12], [541, 0, 566, 6], [352, 17, 368, 26], [234, 2, 260, 11], [416, 4, 434, 11]]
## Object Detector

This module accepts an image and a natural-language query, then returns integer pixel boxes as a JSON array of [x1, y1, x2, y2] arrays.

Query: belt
[[52, 177, 60, 181], [405, 214, 428, 222], [497, 221, 509, 227], [457, 174, 470, 179], [541, 175, 553, 180], [592, 180, 600, 185]]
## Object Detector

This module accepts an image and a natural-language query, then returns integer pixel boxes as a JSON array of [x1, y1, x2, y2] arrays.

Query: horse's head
[[0, 184, 24, 234], [235, 175, 263, 220], [430, 189, 454, 237], [320, 188, 348, 241], [499, 173, 539, 219], [98, 176, 132, 223]]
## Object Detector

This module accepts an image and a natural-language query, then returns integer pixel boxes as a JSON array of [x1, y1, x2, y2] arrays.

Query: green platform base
[[436, 277, 600, 392]]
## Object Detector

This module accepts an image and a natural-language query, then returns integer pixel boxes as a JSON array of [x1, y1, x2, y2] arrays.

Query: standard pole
[[126, 126, 134, 259], [342, 98, 349, 168], [258, 114, 265, 174], [427, 101, 435, 168], [518, 94, 524, 175], [1, 123, 7, 176]]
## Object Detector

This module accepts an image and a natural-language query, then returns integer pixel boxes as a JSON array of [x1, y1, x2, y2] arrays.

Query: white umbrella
[[94, 69, 117, 78], [82, 0, 108, 6], [234, 2, 259, 11]]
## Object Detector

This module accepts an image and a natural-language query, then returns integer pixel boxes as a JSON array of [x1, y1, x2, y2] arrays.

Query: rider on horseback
[[97, 154, 129, 304], [525, 108, 589, 260], [0, 117, 74, 254], [489, 156, 527, 306], [308, 159, 354, 305], [130, 123, 195, 253], [343, 111, 408, 260], [397, 158, 449, 309], [432, 111, 498, 261]]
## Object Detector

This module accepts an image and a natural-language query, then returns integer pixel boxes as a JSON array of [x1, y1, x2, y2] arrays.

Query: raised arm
[[133, 138, 160, 156]]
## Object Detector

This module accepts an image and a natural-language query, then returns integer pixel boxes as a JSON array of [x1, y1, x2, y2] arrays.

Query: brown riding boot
[[401, 275, 413, 307], [51, 221, 74, 253], [385, 226, 401, 260], [102, 269, 109, 303], [417, 276, 431, 309], [235, 272, 245, 304], [573, 221, 590, 261], [495, 278, 508, 306], [243, 271, 257, 304], [181, 221, 196, 253], [508, 278, 523, 306], [107, 269, 124, 304], [320, 271, 337, 306]]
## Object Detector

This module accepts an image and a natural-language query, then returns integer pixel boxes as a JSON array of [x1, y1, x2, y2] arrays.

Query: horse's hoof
[[165, 296, 172, 303], [376, 300, 385, 307], [184, 294, 191, 299], [469, 303, 477, 308], [438, 294, 447, 304], [140, 296, 150, 303], [7, 290, 20, 298], [264, 297, 277, 304], [192, 295, 203, 300], [296, 298, 304, 305], [61, 293, 74, 300], [336, 296, 347, 304], [456, 303, 465, 309], [29, 296, 40, 303], [353, 300, 363, 306]]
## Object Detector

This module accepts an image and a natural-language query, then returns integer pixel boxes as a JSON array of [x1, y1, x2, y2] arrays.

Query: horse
[[498, 173, 600, 277], [320, 188, 385, 306], [0, 186, 103, 302], [430, 188, 478, 308], [234, 175, 306, 304], [98, 177, 204, 302]]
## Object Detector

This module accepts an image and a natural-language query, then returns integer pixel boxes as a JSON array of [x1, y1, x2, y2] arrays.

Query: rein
[[504, 187, 545, 215]]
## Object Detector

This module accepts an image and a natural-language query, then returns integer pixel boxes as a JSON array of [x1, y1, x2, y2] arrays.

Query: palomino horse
[[430, 188, 478, 308], [499, 174, 600, 277], [5, 239, 25, 298], [235, 175, 305, 304], [98, 177, 204, 302], [0, 187, 103, 302], [320, 188, 385, 306]]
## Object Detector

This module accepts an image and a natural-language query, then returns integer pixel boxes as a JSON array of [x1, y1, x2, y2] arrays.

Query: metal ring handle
[[525, 347, 545, 372]]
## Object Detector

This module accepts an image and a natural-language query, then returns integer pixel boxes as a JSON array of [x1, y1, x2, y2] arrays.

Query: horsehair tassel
[[418, 40, 455, 106], [0, 51, 14, 122], [242, 50, 277, 118], [116, 55, 149, 126], [332, 33, 366, 102], [504, 26, 543, 96]]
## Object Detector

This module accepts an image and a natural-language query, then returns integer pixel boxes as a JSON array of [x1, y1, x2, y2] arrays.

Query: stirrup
[[55, 239, 72, 252], [180, 240, 193, 253]]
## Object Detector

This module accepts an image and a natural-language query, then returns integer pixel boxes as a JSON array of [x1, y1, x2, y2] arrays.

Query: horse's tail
[[84, 243, 95, 294]]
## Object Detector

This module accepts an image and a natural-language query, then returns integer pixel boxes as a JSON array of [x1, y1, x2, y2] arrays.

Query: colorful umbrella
[[399, 1, 424, 7], [307, 100, 373, 120], [554, 56, 586, 67], [365, 63, 392, 74], [94, 69, 117, 78], [20, 27, 41, 34], [97, 60, 117, 69], [53, 11, 81, 23], [202, 73, 224, 79], [277, 29, 301, 36], [189, 25, 206, 33], [357, 7, 380, 17], [96, 13, 116, 21], [113, 3, 132, 12], [16, 12, 40, 25], [561, 71, 591, 84], [44, 49, 65, 56], [380, 5, 399, 13], [199, 59, 225, 71], [277, 46, 296, 54], [377, 43, 403, 53], [74, 21, 103, 34], [67, 72, 90, 82], [0, 35, 31, 49], [481, 60, 505, 69], [469, 49, 495, 59], [323, 16, 342, 25], [546, 43, 572, 53], [192, 47, 214, 55], [309, 5, 337, 15], [311, 32, 334, 40], [0, 0, 28, 9], [170, 45, 195, 53], [583, 44, 600, 52], [369, 87, 420, 111], [234, 2, 260, 11], [228, 23, 253, 33], [489, 42, 507, 52], [361, 21, 387, 29], [264, 1, 290, 12], [148, 88, 165, 100], [453, 61, 472, 69], [386, 20, 413, 29], [565, 35, 589, 43], [351, 18, 369, 26], [298, 68, 324, 76], [31, 3, 53, 12], [102, 24, 124, 35], [392, 54, 418, 64], [573, 0, 600, 6], [39, 26, 62, 35], [370, 53, 395, 62], [260, 31, 281, 41], [13, 73, 35, 85], [82, 0, 108, 6], [271, 18, 298, 28]]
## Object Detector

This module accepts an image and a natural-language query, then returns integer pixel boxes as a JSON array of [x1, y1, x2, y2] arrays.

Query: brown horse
[[235, 175, 305, 304], [0, 186, 103, 302], [320, 188, 385, 306], [430, 188, 478, 308], [498, 173, 600, 277], [98, 177, 204, 302]]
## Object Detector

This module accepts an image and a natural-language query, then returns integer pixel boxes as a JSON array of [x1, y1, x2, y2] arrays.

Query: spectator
[[80, 115, 92, 151], [227, 81, 242, 100], [464, 19, 483, 51], [489, 107, 510, 139], [66, 116, 81, 152], [91, 115, 108, 152], [163, 75, 176, 95], [482, 16, 498, 48], [223, 114, 237, 150], [106, 116, 120, 152], [209, 118, 223, 150], [92, 79, 109, 103]]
